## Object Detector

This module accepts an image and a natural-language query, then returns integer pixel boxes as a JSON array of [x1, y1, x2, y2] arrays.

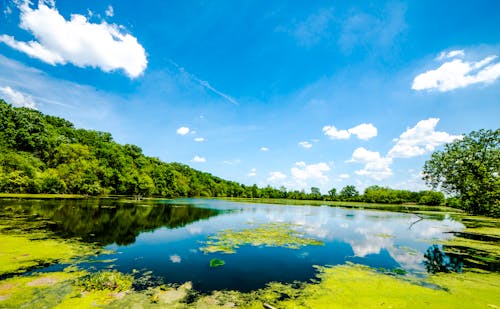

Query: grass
[[0, 193, 87, 199]]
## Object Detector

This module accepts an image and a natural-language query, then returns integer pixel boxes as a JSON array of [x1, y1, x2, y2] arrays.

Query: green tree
[[422, 129, 500, 216], [327, 187, 337, 201], [339, 185, 359, 201]]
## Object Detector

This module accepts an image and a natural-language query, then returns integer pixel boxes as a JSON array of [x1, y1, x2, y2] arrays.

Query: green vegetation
[[200, 223, 323, 254], [209, 258, 226, 268], [423, 129, 500, 216], [76, 270, 134, 292], [0, 99, 247, 198]]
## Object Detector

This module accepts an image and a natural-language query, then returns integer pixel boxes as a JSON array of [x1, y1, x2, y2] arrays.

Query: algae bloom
[[200, 223, 323, 254]]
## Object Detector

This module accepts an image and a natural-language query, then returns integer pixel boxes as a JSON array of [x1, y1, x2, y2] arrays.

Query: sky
[[0, 0, 499, 194]]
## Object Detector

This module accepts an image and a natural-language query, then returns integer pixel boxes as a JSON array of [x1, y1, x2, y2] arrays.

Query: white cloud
[[0, 2, 147, 78], [105, 5, 114, 17], [348, 123, 378, 140], [260, 147, 269, 152], [291, 161, 330, 185], [323, 123, 377, 140], [248, 168, 257, 177], [322, 125, 351, 140], [437, 49, 464, 60], [192, 155, 206, 163], [169, 255, 181, 263], [339, 173, 350, 179], [299, 141, 313, 148], [194, 137, 205, 142], [349, 147, 393, 181], [176, 127, 190, 135], [412, 51, 500, 91], [268, 171, 286, 182], [388, 118, 462, 158], [0, 86, 37, 109]]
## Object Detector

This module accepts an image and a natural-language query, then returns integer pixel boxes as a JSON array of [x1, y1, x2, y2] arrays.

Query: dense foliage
[[0, 100, 447, 206], [423, 129, 500, 216], [0, 100, 244, 197]]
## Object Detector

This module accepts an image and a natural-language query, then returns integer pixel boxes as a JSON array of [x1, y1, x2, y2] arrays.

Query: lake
[[0, 198, 469, 294]]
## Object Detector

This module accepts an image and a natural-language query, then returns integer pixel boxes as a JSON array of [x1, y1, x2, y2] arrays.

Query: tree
[[339, 185, 359, 201], [327, 188, 337, 201], [422, 129, 499, 216]]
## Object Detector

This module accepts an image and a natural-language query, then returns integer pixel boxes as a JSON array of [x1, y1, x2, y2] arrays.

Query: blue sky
[[0, 0, 499, 193]]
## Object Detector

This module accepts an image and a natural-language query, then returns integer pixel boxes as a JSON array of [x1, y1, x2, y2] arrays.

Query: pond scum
[[0, 212, 499, 308], [200, 223, 324, 254]]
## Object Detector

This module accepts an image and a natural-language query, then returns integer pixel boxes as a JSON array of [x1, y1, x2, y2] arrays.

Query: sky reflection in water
[[101, 199, 464, 292]]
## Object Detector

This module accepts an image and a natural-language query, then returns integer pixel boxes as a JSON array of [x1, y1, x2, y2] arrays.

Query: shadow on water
[[0, 199, 222, 245]]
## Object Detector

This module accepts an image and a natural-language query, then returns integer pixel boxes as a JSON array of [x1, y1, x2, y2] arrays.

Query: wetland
[[0, 198, 499, 308]]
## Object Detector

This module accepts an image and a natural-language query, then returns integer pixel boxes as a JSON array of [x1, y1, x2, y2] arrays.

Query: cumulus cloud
[[268, 171, 286, 182], [298, 141, 312, 149], [388, 118, 462, 158], [194, 137, 205, 142], [348, 147, 393, 181], [176, 127, 190, 135], [192, 156, 206, 163], [248, 168, 257, 177], [0, 86, 37, 109], [412, 50, 500, 91], [260, 147, 269, 152], [0, 2, 147, 78], [348, 123, 378, 140], [323, 123, 377, 140], [291, 161, 330, 185], [322, 125, 350, 140]]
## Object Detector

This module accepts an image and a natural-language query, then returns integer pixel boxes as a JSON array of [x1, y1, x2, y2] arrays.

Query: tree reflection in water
[[424, 245, 463, 273], [0, 199, 222, 246]]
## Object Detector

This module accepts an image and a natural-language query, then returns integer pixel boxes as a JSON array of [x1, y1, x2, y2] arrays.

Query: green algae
[[0, 234, 94, 275], [76, 270, 133, 292], [200, 223, 324, 254], [209, 258, 225, 268]]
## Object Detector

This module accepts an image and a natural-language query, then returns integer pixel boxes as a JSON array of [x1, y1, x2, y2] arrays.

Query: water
[[0, 198, 466, 293]]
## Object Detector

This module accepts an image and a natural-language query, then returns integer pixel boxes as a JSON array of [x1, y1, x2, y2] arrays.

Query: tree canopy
[[423, 129, 500, 216]]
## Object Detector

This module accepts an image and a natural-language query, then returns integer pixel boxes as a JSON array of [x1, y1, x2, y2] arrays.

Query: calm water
[[0, 198, 465, 292]]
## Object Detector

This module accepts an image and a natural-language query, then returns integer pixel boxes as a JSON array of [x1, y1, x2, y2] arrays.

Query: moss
[[200, 223, 323, 254]]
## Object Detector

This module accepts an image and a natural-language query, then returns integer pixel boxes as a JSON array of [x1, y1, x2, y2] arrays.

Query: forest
[[0, 99, 445, 205]]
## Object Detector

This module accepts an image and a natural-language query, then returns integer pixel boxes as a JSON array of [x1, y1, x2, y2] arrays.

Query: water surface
[[0, 198, 466, 292]]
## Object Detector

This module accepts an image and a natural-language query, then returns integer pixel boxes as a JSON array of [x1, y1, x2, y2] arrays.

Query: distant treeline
[[0, 100, 446, 206]]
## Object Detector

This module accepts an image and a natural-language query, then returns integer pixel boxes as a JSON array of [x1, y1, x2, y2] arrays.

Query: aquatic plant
[[76, 270, 134, 292], [200, 223, 323, 254], [209, 258, 225, 268]]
